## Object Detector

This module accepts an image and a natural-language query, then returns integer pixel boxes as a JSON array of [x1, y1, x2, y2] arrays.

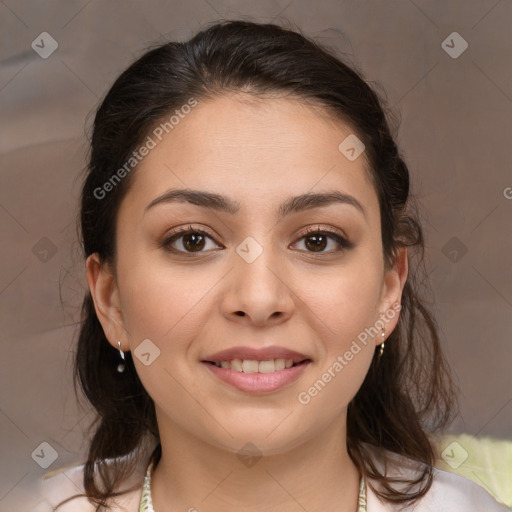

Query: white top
[[40, 447, 509, 512]]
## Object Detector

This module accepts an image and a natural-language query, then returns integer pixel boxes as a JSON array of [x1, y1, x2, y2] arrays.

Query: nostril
[[235, 311, 245, 316]]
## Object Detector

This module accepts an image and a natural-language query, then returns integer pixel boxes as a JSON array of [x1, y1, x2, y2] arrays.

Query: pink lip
[[202, 345, 310, 364], [202, 360, 311, 394]]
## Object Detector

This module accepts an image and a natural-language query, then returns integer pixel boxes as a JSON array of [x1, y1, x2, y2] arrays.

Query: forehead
[[120, 94, 378, 221]]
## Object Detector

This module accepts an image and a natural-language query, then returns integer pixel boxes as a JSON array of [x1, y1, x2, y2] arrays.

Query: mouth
[[200, 357, 312, 394], [202, 358, 311, 373]]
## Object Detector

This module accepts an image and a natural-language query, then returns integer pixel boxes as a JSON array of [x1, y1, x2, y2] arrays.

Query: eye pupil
[[305, 234, 327, 252], [183, 233, 205, 251]]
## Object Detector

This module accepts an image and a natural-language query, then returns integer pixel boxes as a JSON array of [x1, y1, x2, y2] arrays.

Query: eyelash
[[160, 224, 353, 256]]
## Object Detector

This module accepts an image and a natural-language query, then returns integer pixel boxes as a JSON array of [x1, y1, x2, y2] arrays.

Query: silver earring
[[117, 341, 126, 373], [379, 327, 385, 356]]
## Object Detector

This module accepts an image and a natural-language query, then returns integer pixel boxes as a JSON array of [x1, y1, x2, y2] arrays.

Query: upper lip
[[202, 346, 311, 363]]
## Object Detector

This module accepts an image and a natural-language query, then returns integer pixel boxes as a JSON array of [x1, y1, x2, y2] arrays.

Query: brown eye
[[181, 233, 206, 252], [293, 227, 352, 254], [161, 226, 222, 254], [304, 233, 328, 252]]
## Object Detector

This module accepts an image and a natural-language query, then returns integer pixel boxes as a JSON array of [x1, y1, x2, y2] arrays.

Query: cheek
[[296, 255, 382, 398], [297, 266, 380, 412], [117, 250, 215, 345], [301, 257, 383, 337], [116, 253, 214, 404]]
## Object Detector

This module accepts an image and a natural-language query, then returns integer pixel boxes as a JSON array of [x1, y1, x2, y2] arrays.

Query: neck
[[150, 409, 361, 512]]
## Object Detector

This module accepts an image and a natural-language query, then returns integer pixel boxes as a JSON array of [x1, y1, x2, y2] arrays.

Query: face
[[87, 94, 407, 456]]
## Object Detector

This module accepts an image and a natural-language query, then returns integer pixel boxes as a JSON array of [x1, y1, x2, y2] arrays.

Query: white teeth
[[212, 358, 297, 373], [258, 360, 275, 373], [242, 360, 259, 373], [231, 359, 243, 372], [274, 358, 286, 371]]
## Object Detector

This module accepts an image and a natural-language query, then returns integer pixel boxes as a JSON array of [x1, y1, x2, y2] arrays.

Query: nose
[[221, 240, 294, 327]]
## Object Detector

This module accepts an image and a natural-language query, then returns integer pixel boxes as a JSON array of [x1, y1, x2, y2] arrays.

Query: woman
[[42, 20, 508, 512]]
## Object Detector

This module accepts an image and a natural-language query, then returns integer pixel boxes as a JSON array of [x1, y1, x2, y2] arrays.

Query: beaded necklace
[[139, 461, 367, 511]]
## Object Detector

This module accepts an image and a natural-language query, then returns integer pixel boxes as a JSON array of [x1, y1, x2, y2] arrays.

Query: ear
[[376, 246, 408, 344], [85, 253, 128, 351]]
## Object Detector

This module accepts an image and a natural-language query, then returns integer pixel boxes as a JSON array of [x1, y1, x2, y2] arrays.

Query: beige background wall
[[0, 1, 511, 510]]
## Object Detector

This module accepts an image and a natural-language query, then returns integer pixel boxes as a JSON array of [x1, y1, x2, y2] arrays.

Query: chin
[[207, 425, 313, 458]]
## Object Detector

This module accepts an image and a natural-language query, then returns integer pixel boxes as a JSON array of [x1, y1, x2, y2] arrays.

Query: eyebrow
[[144, 188, 367, 220]]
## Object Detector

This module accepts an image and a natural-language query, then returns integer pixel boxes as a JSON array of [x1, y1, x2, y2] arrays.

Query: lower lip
[[201, 361, 311, 394]]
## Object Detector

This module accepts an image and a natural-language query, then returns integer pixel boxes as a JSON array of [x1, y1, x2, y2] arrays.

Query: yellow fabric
[[434, 433, 512, 508]]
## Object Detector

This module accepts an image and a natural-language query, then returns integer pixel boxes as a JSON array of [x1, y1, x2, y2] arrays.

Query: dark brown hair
[[61, 19, 457, 510]]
